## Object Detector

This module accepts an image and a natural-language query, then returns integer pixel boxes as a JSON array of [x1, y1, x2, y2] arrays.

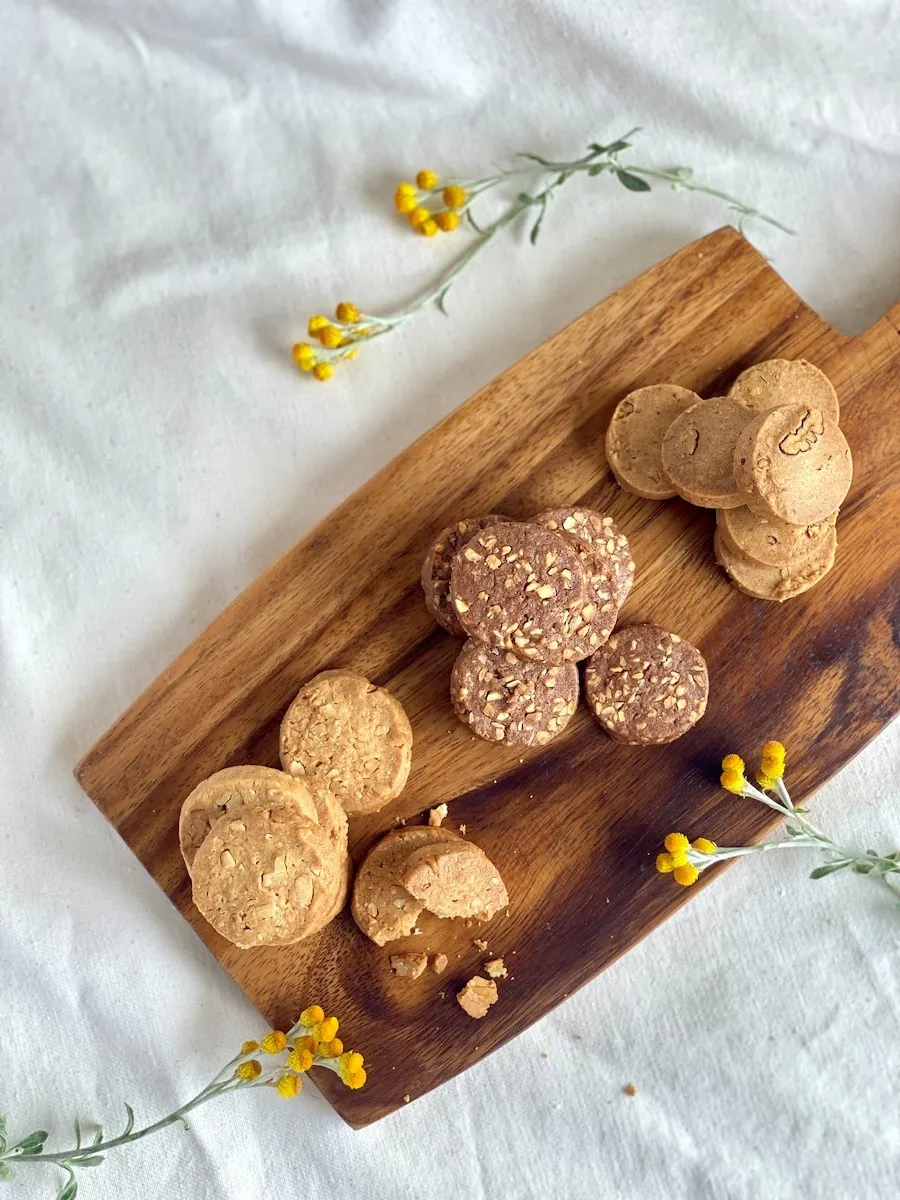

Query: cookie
[[421, 514, 507, 635], [732, 405, 852, 525], [280, 670, 413, 815], [449, 522, 588, 664], [605, 384, 703, 499], [660, 396, 754, 508], [305, 778, 350, 853], [351, 825, 463, 946], [536, 505, 634, 607], [728, 359, 839, 423], [713, 527, 837, 601], [584, 624, 708, 745], [450, 640, 579, 746], [191, 806, 342, 948], [716, 506, 837, 568], [398, 842, 509, 920], [178, 765, 319, 875]]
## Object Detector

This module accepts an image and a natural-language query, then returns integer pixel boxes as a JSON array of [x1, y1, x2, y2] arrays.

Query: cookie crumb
[[623, 1082, 637, 1097], [473, 937, 489, 952], [541, 1051, 549, 1059], [484, 957, 507, 979], [459, 824, 467, 835], [432, 952, 449, 975], [390, 952, 428, 979], [428, 803, 448, 827], [456, 976, 498, 1019], [412, 927, 423, 935], [403, 1094, 411, 1103], [438, 990, 446, 1000]]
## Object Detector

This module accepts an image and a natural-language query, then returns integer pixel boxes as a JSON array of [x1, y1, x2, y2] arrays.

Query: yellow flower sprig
[[655, 742, 900, 898], [0, 1003, 367, 1193], [293, 129, 793, 381]]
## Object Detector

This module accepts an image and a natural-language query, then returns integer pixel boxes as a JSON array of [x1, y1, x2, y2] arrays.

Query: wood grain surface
[[75, 228, 900, 1127]]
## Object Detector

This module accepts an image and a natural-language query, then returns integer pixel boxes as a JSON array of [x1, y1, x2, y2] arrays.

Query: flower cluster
[[394, 169, 468, 236], [655, 831, 718, 888], [292, 304, 371, 382], [235, 1003, 367, 1096]]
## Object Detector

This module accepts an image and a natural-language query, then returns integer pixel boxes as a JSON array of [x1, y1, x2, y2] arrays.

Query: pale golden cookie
[[191, 807, 342, 948], [351, 826, 463, 946], [178, 765, 319, 875], [660, 396, 754, 508], [398, 842, 509, 921], [305, 778, 350, 853], [714, 528, 837, 601], [280, 670, 413, 815], [732, 405, 852, 525], [605, 384, 703, 499], [728, 359, 839, 422], [716, 506, 837, 568]]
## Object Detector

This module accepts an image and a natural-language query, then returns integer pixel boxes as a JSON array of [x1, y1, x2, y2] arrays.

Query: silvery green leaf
[[587, 163, 609, 176], [89, 1127, 103, 1148], [56, 1174, 77, 1200], [809, 862, 849, 879], [13, 1130, 48, 1154], [75, 1155, 104, 1167], [615, 169, 651, 193], [0, 1161, 14, 1183], [785, 826, 804, 837], [73, 1118, 82, 1150], [465, 209, 485, 234], [0, 1114, 6, 1154], [851, 862, 873, 874], [122, 1104, 135, 1138]]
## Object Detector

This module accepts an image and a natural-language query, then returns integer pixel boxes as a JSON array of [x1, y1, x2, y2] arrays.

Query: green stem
[[624, 166, 796, 235]]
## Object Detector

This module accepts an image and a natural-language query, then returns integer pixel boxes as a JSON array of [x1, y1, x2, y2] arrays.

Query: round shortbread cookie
[[450, 640, 579, 747], [605, 384, 703, 499], [716, 506, 837, 569], [351, 825, 463, 946], [305, 778, 350, 853], [536, 505, 634, 605], [660, 396, 755, 508], [713, 527, 837, 601], [732, 404, 852, 526], [179, 765, 319, 875], [584, 624, 708, 745], [398, 842, 509, 921], [449, 522, 588, 664], [279, 670, 413, 816], [728, 359, 839, 423], [421, 514, 507, 636], [191, 807, 342, 948]]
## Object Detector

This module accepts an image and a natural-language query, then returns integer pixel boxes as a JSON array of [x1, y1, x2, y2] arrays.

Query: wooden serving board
[[76, 228, 900, 1127]]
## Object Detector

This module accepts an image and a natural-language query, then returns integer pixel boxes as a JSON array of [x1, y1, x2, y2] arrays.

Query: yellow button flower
[[335, 301, 360, 323], [313, 362, 334, 382], [721, 754, 745, 772], [291, 342, 316, 372], [435, 210, 459, 232], [755, 769, 776, 790], [442, 185, 467, 208], [673, 864, 700, 887], [408, 206, 431, 228], [419, 218, 439, 237], [668, 849, 689, 868], [240, 1040, 260, 1055], [337, 1050, 365, 1088], [319, 1016, 339, 1042], [394, 183, 417, 213], [720, 767, 746, 795], [307, 315, 329, 335], [288, 1045, 314, 1073], [235, 1060, 262, 1081], [317, 325, 342, 349], [261, 1030, 287, 1055], [300, 1005, 325, 1029], [691, 838, 717, 854], [762, 741, 786, 762], [416, 169, 439, 189], [664, 832, 689, 854], [276, 1074, 302, 1098], [656, 852, 674, 874], [346, 1068, 367, 1089], [318, 1037, 343, 1059]]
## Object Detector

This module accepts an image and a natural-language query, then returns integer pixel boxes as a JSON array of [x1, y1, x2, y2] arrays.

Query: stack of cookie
[[181, 669, 415, 949], [606, 359, 853, 602], [352, 825, 508, 946], [421, 509, 635, 748]]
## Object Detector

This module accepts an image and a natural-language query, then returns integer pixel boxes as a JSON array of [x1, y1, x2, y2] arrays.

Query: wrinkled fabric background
[[1, 2, 899, 1197]]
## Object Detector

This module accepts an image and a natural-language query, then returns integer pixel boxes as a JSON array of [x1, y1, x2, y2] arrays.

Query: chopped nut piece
[[473, 938, 489, 951], [459, 824, 467, 835], [390, 952, 428, 979], [431, 952, 449, 975], [484, 957, 507, 979], [623, 1082, 637, 1097], [403, 1094, 411, 1103], [456, 976, 498, 1019], [428, 803, 448, 827]]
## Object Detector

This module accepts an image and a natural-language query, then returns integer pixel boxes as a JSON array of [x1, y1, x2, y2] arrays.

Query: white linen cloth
[[2, 1, 899, 1197]]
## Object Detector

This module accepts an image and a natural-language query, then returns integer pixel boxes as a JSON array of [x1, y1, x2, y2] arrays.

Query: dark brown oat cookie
[[660, 396, 755, 508], [450, 640, 579, 746], [605, 384, 703, 499], [536, 506, 634, 608], [420, 515, 507, 635], [584, 624, 708, 745], [449, 522, 588, 664]]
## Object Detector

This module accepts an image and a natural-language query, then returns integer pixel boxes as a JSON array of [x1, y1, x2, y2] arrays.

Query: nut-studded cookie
[[449, 522, 588, 664], [605, 384, 703, 499], [305, 778, 350, 853], [421, 514, 507, 636], [584, 624, 708, 745], [535, 504, 634, 620], [398, 842, 509, 921], [660, 396, 755, 508], [716, 506, 837, 569], [351, 825, 463, 946], [280, 670, 413, 815], [714, 527, 837, 601], [450, 640, 579, 746], [191, 806, 342, 948], [179, 765, 320, 875], [728, 359, 840, 423], [732, 404, 852, 526]]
